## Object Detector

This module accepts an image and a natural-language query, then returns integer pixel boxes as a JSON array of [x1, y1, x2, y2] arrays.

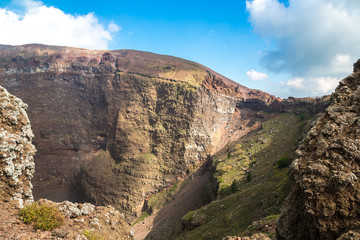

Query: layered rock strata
[[277, 60, 360, 239], [0, 44, 281, 218]]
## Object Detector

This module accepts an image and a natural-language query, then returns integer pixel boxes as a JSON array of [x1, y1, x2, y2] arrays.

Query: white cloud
[[285, 77, 305, 90], [246, 0, 360, 96], [285, 76, 340, 96], [108, 22, 121, 32], [0, 0, 120, 49], [246, 69, 269, 80]]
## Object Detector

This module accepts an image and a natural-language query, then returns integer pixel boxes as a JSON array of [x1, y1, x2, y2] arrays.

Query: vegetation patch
[[277, 156, 292, 169], [132, 212, 150, 226], [83, 230, 109, 240], [146, 181, 184, 213], [178, 113, 313, 239], [18, 202, 64, 231]]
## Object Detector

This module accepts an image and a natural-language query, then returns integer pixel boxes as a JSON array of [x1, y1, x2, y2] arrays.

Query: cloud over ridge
[[0, 0, 120, 49], [246, 69, 269, 80], [246, 0, 360, 96]]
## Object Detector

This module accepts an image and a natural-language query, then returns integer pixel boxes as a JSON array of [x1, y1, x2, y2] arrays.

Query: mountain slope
[[177, 112, 314, 240]]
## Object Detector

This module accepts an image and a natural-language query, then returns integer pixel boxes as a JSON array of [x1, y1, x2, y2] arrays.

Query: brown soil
[[133, 162, 212, 240]]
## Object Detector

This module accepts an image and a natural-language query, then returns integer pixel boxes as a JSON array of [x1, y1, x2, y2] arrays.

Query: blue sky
[[1, 0, 359, 98]]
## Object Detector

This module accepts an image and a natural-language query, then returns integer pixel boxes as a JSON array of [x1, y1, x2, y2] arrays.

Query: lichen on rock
[[0, 85, 36, 207]]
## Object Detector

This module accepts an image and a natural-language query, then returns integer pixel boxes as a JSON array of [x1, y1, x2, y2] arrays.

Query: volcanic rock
[[0, 85, 132, 239], [0, 44, 282, 219], [277, 60, 360, 240], [0, 85, 36, 207]]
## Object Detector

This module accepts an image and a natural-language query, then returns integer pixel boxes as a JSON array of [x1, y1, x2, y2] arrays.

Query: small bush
[[277, 156, 292, 169], [84, 230, 108, 240], [219, 186, 231, 197], [18, 202, 64, 231], [132, 212, 150, 226], [299, 113, 306, 121], [231, 180, 238, 193], [217, 177, 224, 183], [250, 159, 257, 167], [246, 172, 253, 182]]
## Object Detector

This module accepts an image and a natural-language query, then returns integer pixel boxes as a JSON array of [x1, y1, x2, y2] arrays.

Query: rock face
[[277, 61, 360, 239], [0, 86, 132, 239], [0, 44, 282, 219], [0, 85, 36, 207]]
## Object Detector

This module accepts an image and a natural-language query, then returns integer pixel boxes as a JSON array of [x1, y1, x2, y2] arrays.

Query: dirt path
[[133, 162, 212, 240]]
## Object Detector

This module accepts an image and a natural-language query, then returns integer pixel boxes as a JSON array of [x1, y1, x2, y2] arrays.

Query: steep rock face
[[0, 85, 36, 207], [277, 61, 360, 240], [0, 44, 281, 218], [0, 85, 132, 240]]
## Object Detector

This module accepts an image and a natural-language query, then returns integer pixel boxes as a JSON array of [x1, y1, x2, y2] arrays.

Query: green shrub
[[277, 156, 292, 169], [299, 113, 306, 121], [84, 230, 108, 240], [250, 159, 257, 167], [231, 180, 238, 193], [246, 172, 253, 182], [217, 177, 224, 183], [18, 202, 64, 231], [132, 212, 150, 226], [219, 186, 231, 197]]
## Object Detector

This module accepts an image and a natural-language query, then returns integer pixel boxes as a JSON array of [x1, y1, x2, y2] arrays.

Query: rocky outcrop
[[0, 44, 283, 219], [0, 86, 36, 207], [277, 60, 360, 240]]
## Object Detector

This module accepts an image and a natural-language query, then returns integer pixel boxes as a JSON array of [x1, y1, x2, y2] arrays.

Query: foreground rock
[[0, 86, 36, 207], [277, 60, 360, 239]]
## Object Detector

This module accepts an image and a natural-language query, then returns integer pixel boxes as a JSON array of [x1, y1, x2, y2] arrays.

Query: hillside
[[0, 44, 339, 240], [176, 112, 316, 239], [0, 44, 281, 221]]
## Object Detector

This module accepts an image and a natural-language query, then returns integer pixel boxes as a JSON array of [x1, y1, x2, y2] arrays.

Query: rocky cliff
[[0, 85, 36, 207], [0, 44, 282, 219], [277, 60, 360, 239], [0, 85, 132, 239]]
